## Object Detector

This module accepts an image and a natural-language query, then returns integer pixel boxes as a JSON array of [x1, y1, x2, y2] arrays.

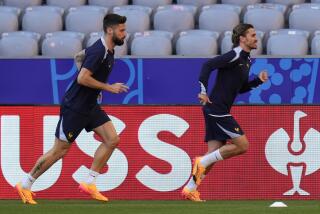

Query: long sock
[[185, 177, 197, 191], [86, 170, 99, 184], [21, 174, 35, 190], [185, 174, 206, 191], [200, 149, 223, 168]]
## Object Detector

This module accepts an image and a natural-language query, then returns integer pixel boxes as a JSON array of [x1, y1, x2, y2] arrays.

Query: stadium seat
[[0, 6, 20, 35], [244, 4, 286, 33], [265, 0, 306, 6], [221, 0, 262, 6], [176, 0, 218, 7], [22, 6, 64, 37], [132, 0, 173, 10], [0, 31, 40, 57], [86, 32, 129, 56], [3, 0, 42, 10], [176, 30, 219, 56], [311, 31, 320, 55], [220, 30, 265, 55], [113, 5, 152, 34], [131, 31, 173, 56], [153, 5, 197, 34], [86, 32, 103, 48], [289, 3, 320, 33], [46, 0, 86, 10], [65, 6, 108, 35], [199, 4, 241, 34], [267, 29, 309, 55], [42, 31, 84, 57], [88, 0, 128, 8]]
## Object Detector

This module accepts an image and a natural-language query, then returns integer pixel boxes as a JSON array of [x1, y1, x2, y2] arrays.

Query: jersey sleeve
[[198, 50, 236, 94], [82, 48, 104, 74], [239, 77, 263, 94]]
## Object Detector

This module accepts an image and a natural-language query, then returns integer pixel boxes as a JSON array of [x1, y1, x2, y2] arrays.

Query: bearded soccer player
[[182, 23, 269, 202], [16, 14, 129, 204]]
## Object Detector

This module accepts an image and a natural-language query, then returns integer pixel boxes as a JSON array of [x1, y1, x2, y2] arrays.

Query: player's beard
[[113, 34, 125, 46]]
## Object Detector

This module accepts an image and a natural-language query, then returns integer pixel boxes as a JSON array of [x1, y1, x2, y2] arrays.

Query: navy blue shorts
[[55, 105, 111, 143], [203, 108, 244, 142]]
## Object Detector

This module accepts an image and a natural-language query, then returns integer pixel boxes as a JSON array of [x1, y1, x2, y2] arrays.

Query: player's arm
[[74, 49, 86, 70], [198, 51, 236, 104], [239, 70, 268, 94], [77, 68, 128, 93], [199, 50, 236, 94]]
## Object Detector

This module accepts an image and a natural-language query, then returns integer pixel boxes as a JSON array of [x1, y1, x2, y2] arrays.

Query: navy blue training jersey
[[62, 38, 114, 114], [199, 46, 263, 115]]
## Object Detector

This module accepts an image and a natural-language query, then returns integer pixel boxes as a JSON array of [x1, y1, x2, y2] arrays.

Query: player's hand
[[198, 93, 212, 105], [108, 83, 129, 94], [258, 70, 269, 82]]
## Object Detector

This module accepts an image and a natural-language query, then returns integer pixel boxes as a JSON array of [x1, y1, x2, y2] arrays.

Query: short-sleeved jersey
[[199, 46, 263, 115], [62, 37, 114, 114]]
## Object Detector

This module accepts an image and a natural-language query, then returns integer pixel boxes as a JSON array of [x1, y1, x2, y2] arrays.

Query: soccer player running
[[15, 14, 129, 204], [182, 23, 269, 202]]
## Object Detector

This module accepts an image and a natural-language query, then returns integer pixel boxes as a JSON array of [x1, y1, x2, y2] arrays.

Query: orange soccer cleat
[[15, 182, 37, 205], [79, 182, 108, 202], [181, 187, 205, 202], [192, 157, 206, 186]]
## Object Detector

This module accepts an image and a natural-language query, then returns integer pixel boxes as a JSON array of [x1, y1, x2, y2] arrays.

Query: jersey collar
[[100, 36, 115, 59]]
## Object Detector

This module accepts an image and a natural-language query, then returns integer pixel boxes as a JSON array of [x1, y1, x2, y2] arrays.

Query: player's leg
[[16, 106, 82, 204], [182, 140, 224, 202], [91, 121, 119, 172], [30, 138, 71, 179], [185, 140, 224, 189], [16, 138, 71, 204], [220, 135, 249, 158], [200, 135, 248, 167], [203, 140, 226, 175], [193, 135, 249, 185], [193, 115, 248, 185], [79, 109, 118, 202]]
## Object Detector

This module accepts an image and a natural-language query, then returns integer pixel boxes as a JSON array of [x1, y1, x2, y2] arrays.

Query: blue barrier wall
[[0, 58, 319, 104]]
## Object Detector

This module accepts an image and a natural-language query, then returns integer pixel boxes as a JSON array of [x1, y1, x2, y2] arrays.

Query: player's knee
[[60, 148, 69, 158], [106, 135, 120, 149], [237, 141, 249, 155]]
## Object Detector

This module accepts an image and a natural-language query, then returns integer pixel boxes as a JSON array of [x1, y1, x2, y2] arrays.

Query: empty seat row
[[3, 0, 320, 10], [0, 31, 128, 57], [131, 29, 316, 56], [1, 0, 126, 10], [1, 29, 320, 57], [2, 3, 320, 37]]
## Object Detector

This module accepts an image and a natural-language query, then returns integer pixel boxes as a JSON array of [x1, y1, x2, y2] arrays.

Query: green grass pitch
[[0, 200, 319, 214]]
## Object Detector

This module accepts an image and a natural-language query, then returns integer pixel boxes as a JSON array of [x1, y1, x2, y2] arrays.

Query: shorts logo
[[235, 127, 240, 132], [68, 132, 73, 140]]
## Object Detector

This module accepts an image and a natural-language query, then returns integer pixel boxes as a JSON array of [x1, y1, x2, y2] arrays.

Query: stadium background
[[0, 0, 320, 204]]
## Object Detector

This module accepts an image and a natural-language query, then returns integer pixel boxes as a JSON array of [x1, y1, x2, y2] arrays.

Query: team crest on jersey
[[235, 128, 240, 132]]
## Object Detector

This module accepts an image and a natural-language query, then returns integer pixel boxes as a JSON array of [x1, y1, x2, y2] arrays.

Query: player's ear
[[106, 26, 113, 35], [239, 35, 246, 43]]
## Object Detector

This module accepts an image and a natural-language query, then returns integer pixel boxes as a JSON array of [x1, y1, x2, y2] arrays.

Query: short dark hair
[[103, 14, 127, 33], [232, 23, 254, 48]]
